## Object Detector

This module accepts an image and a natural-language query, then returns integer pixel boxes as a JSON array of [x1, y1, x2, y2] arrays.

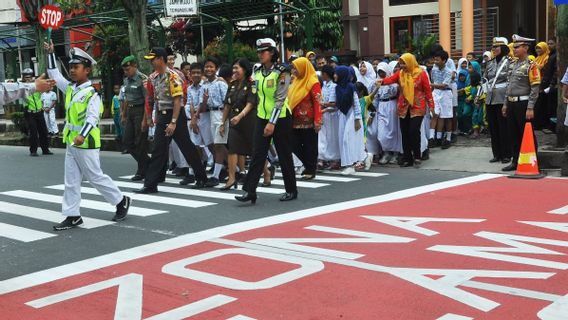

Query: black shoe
[[400, 161, 413, 168], [134, 186, 158, 194], [42, 150, 53, 155], [174, 167, 188, 177], [268, 165, 276, 180], [179, 174, 195, 185], [489, 158, 501, 163], [421, 149, 430, 161], [235, 192, 257, 204], [113, 196, 131, 221], [53, 216, 83, 231], [169, 161, 177, 171], [219, 168, 228, 182], [30, 152, 39, 157], [441, 140, 451, 149], [220, 180, 238, 191], [205, 177, 220, 187], [131, 174, 144, 181], [237, 172, 247, 184], [192, 180, 209, 189], [501, 157, 511, 164], [502, 163, 517, 172], [280, 191, 298, 202], [302, 174, 315, 181], [413, 159, 422, 167]]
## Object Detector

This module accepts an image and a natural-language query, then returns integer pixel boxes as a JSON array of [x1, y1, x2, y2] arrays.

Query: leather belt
[[379, 98, 398, 102], [507, 96, 529, 102], [127, 103, 144, 108]]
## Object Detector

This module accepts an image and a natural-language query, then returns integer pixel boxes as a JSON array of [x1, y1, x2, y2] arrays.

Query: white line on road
[[274, 172, 360, 182], [161, 178, 286, 195], [0, 174, 502, 294], [1, 190, 166, 217], [45, 185, 216, 209], [321, 170, 388, 178], [547, 205, 568, 215], [0, 200, 114, 229], [114, 180, 238, 200], [0, 222, 56, 242]]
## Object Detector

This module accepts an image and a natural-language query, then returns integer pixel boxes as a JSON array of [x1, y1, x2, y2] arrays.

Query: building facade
[[342, 0, 551, 59]]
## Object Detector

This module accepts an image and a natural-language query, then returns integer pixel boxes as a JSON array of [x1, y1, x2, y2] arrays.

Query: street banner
[[165, 0, 198, 17]]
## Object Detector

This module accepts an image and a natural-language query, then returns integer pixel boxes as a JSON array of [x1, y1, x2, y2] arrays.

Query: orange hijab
[[287, 57, 319, 110], [399, 53, 423, 105], [535, 42, 550, 69]]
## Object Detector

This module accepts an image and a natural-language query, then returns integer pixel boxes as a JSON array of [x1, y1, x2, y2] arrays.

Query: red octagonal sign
[[38, 5, 63, 30]]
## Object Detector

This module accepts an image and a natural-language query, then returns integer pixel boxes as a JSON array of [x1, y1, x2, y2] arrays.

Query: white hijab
[[388, 61, 399, 75], [457, 58, 469, 74], [355, 61, 377, 91], [376, 62, 392, 80]]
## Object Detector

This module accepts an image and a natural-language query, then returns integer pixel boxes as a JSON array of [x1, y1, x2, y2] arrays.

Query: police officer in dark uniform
[[21, 68, 52, 156], [120, 55, 150, 181], [501, 34, 541, 172], [135, 48, 209, 194]]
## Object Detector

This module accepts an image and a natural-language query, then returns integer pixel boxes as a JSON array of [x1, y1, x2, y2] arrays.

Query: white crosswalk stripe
[[0, 222, 56, 242], [0, 170, 387, 243], [45, 185, 217, 209], [1, 190, 166, 217], [0, 200, 114, 229]]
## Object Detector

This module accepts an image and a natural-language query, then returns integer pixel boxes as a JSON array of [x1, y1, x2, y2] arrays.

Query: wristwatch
[[171, 118, 177, 124]]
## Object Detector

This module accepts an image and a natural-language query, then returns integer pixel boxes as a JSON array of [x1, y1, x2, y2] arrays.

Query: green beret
[[121, 55, 137, 66]]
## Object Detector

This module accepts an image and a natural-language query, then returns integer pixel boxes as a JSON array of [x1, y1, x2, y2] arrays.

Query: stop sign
[[38, 5, 63, 30]]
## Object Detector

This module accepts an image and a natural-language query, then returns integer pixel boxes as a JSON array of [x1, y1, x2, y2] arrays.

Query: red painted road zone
[[2, 176, 568, 320]]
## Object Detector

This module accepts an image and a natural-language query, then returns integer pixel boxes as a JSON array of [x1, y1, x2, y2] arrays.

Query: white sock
[[429, 129, 435, 138], [213, 163, 223, 179], [446, 132, 452, 141], [188, 167, 194, 175], [436, 132, 442, 139]]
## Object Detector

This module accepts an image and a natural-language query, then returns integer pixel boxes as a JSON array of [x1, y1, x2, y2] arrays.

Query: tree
[[120, 0, 151, 74], [18, 0, 50, 75]]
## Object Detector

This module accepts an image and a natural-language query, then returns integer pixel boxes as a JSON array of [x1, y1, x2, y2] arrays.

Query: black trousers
[[486, 104, 511, 160], [243, 114, 297, 194], [25, 111, 49, 153], [534, 92, 550, 130], [506, 100, 537, 164], [123, 106, 150, 176], [292, 128, 318, 175], [144, 110, 206, 187], [400, 112, 423, 162]]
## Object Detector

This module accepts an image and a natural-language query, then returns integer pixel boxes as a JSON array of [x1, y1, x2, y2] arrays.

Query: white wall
[[0, 0, 21, 24], [382, 0, 462, 53]]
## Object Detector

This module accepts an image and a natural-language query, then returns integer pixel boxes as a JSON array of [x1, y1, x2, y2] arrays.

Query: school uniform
[[318, 80, 340, 161], [41, 91, 58, 134]]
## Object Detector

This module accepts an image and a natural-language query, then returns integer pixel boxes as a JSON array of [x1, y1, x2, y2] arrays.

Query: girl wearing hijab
[[465, 68, 485, 138], [457, 58, 470, 86], [335, 66, 367, 175], [318, 65, 340, 170], [288, 57, 322, 180], [373, 62, 402, 165], [457, 68, 472, 134], [380, 53, 434, 167], [354, 61, 377, 93], [535, 42, 551, 130], [484, 37, 512, 164]]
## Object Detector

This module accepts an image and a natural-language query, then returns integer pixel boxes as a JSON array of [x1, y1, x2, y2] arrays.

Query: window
[[390, 17, 412, 52]]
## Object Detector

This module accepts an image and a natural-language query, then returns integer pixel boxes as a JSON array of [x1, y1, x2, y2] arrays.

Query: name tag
[[267, 79, 275, 88]]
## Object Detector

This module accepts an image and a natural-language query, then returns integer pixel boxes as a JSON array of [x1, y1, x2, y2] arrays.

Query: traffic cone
[[509, 122, 544, 179]]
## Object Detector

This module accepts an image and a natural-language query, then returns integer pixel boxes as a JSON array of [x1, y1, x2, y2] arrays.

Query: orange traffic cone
[[509, 122, 544, 179]]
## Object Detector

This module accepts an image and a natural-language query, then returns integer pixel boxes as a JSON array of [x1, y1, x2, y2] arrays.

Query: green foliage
[[204, 40, 258, 63], [410, 34, 438, 63]]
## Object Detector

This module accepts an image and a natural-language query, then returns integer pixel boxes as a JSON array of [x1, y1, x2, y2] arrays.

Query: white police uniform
[[48, 47, 129, 230]]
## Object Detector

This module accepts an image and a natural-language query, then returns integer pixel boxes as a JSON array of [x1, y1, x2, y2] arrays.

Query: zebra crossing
[[0, 170, 388, 243]]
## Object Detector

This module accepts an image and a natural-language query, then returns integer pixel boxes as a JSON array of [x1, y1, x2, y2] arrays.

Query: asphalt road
[[0, 145, 474, 280]]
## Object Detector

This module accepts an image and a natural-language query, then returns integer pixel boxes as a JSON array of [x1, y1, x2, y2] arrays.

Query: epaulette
[[148, 71, 159, 80], [275, 64, 288, 74]]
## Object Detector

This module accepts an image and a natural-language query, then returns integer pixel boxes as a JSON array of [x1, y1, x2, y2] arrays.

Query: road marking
[[321, 170, 388, 178], [270, 179, 328, 188], [1, 190, 166, 217], [160, 177, 285, 195], [45, 185, 216, 209], [0, 222, 56, 242], [275, 172, 360, 182], [436, 314, 474, 320], [114, 180, 237, 200], [0, 200, 114, 229], [547, 205, 568, 215], [0, 174, 501, 294]]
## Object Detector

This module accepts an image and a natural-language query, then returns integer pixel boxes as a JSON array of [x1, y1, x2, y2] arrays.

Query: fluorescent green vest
[[63, 86, 102, 149], [25, 92, 43, 112], [254, 69, 287, 120]]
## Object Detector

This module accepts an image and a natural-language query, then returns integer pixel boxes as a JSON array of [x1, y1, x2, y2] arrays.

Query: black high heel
[[269, 165, 276, 179], [221, 181, 238, 191], [235, 192, 257, 204]]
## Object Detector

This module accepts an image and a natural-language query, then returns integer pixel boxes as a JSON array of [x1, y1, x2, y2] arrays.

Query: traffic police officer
[[120, 55, 150, 181], [484, 37, 512, 164], [135, 47, 208, 194], [21, 68, 52, 156], [46, 42, 131, 230], [236, 38, 297, 204], [501, 34, 541, 172]]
